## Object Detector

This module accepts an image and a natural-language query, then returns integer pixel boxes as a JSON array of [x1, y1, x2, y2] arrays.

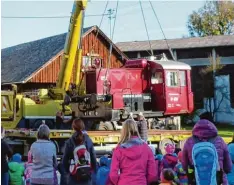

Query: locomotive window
[[151, 72, 163, 84], [179, 71, 186, 86], [166, 71, 179, 86]]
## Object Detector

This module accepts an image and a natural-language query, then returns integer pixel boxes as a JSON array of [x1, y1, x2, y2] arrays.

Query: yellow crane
[[1, 0, 88, 129], [53, 0, 87, 93]]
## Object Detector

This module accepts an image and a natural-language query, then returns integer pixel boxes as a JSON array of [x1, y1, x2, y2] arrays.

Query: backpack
[[69, 144, 91, 182], [191, 136, 222, 185]]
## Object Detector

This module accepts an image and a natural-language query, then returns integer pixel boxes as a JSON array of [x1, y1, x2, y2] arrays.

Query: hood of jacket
[[119, 137, 144, 160], [8, 162, 22, 172], [192, 119, 218, 139], [228, 143, 234, 161], [12, 153, 22, 163], [100, 156, 109, 166]]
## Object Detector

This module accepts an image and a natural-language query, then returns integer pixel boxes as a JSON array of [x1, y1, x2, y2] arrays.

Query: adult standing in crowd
[[136, 112, 148, 142], [1, 126, 13, 185], [109, 119, 157, 185], [55, 111, 64, 129], [62, 91, 71, 113], [30, 124, 58, 185], [62, 118, 97, 185], [182, 119, 232, 185]]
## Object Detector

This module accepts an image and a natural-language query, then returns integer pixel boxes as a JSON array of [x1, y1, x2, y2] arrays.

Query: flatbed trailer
[[5, 129, 233, 157]]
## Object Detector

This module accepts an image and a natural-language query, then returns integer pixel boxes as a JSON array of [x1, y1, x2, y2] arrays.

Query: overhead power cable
[[92, 1, 109, 51], [78, 1, 110, 94], [2, 3, 147, 19], [139, 0, 153, 56], [86, 0, 109, 66], [149, 0, 176, 61], [1, 14, 109, 19], [105, 0, 119, 80]]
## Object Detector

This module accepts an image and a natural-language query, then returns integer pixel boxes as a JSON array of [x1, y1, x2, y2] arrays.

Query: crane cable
[[149, 0, 176, 61], [104, 0, 119, 79], [139, 0, 154, 57], [85, 0, 109, 68], [77, 1, 109, 95]]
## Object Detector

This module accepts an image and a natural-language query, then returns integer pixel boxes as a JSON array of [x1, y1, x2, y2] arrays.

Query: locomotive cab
[[148, 59, 194, 115]]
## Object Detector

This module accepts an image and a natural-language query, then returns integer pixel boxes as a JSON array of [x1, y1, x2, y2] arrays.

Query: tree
[[199, 55, 230, 123], [187, 1, 234, 37]]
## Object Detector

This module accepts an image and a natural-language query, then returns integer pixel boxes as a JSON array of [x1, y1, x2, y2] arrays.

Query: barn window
[[151, 71, 163, 84], [179, 71, 186, 86], [166, 71, 179, 87]]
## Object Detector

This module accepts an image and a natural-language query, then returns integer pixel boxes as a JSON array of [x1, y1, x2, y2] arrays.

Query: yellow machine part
[[2, 94, 23, 129], [1, 94, 72, 129], [4, 130, 233, 145], [1, 91, 15, 120]]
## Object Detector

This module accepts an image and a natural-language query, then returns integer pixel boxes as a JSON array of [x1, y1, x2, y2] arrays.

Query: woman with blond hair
[[109, 119, 157, 185]]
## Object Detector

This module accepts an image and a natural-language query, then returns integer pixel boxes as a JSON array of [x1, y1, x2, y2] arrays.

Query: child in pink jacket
[[24, 151, 33, 185], [109, 119, 157, 185]]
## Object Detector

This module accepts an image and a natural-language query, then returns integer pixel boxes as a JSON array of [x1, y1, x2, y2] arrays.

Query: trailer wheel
[[98, 121, 114, 131]]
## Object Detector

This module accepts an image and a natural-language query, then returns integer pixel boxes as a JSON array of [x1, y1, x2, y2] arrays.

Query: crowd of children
[[2, 117, 234, 185]]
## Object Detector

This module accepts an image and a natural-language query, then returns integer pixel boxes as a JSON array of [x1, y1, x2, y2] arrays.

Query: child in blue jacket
[[96, 156, 110, 185]]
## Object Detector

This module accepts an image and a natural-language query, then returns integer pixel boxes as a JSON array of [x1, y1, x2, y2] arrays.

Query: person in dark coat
[[136, 112, 148, 142], [1, 126, 13, 185], [62, 118, 97, 185], [55, 111, 64, 129], [62, 91, 71, 113]]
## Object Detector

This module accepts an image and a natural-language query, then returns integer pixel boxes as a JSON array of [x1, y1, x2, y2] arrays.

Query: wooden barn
[[1, 26, 128, 92]]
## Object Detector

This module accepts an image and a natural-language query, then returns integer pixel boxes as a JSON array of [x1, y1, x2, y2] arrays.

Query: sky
[[1, 0, 205, 49]]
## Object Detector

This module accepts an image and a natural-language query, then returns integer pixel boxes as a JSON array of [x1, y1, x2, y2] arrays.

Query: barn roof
[[116, 35, 234, 52], [1, 26, 127, 83]]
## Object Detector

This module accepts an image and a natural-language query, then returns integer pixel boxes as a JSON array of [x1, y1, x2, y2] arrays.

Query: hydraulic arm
[[47, 0, 87, 100], [57, 0, 87, 91]]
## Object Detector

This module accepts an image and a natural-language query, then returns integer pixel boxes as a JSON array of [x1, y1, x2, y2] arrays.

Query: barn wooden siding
[[28, 31, 124, 83]]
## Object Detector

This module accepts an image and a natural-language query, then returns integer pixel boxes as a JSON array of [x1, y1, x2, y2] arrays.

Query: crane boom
[[57, 0, 87, 90]]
